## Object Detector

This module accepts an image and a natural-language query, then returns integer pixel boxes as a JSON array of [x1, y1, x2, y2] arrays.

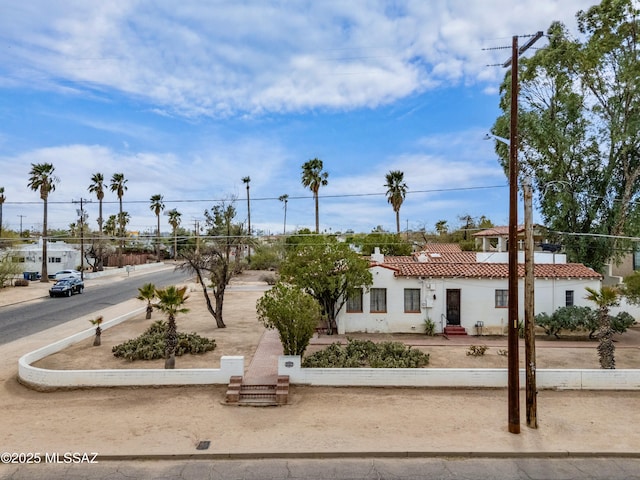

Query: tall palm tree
[[88, 173, 105, 270], [384, 170, 408, 234], [154, 285, 189, 369], [109, 173, 128, 267], [585, 286, 620, 369], [27, 163, 59, 282], [242, 176, 251, 261], [278, 194, 289, 234], [149, 194, 165, 261], [301, 158, 328, 233], [88, 173, 105, 234], [0, 186, 5, 239], [166, 208, 182, 260]]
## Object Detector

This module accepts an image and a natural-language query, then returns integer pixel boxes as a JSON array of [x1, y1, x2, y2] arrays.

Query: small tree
[[137, 283, 157, 319], [279, 236, 372, 334], [154, 285, 189, 369], [256, 282, 321, 356], [585, 286, 620, 369], [89, 316, 103, 346]]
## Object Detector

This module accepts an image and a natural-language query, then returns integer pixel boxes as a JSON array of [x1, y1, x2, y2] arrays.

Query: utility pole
[[502, 31, 544, 435], [18, 215, 26, 237], [524, 177, 537, 428], [73, 198, 91, 280]]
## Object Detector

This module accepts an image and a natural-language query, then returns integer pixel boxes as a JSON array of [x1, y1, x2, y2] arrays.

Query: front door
[[446, 289, 461, 326]]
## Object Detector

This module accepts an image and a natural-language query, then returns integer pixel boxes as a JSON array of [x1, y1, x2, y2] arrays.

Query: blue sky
[[0, 0, 596, 237]]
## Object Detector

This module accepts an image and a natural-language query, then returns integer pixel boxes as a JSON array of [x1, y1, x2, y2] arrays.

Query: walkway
[[244, 329, 283, 384]]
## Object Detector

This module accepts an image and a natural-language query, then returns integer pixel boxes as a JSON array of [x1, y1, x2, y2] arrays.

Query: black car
[[49, 278, 85, 297]]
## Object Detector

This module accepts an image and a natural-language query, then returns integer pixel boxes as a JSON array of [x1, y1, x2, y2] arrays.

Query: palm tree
[[166, 208, 182, 260], [0, 186, 5, 239], [27, 163, 59, 282], [242, 176, 251, 261], [109, 173, 128, 267], [149, 194, 165, 261], [89, 316, 103, 346], [585, 286, 620, 369], [279, 194, 289, 234], [88, 173, 106, 270], [154, 285, 190, 369], [104, 215, 117, 236], [301, 158, 328, 233], [384, 170, 408, 234], [88, 173, 105, 234], [137, 282, 157, 319]]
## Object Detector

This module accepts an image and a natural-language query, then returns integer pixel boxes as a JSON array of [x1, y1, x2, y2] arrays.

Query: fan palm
[[88, 173, 105, 234], [301, 158, 328, 233], [149, 194, 165, 260], [109, 173, 128, 267], [27, 163, 59, 282], [384, 170, 408, 234], [0, 186, 5, 239], [585, 286, 620, 369], [137, 282, 157, 319], [154, 285, 190, 369], [279, 194, 289, 234], [166, 208, 182, 260]]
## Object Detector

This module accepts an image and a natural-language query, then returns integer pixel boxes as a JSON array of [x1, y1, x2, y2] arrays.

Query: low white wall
[[18, 307, 244, 389], [278, 356, 640, 390]]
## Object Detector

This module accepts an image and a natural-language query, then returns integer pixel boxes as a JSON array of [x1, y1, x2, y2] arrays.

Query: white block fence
[[278, 356, 640, 390], [18, 307, 244, 390]]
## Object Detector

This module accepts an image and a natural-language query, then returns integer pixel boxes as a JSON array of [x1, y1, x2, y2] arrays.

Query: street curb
[[87, 451, 640, 461]]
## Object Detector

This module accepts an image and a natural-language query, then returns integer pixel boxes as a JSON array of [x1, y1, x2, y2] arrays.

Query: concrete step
[[444, 326, 468, 336], [226, 376, 289, 406]]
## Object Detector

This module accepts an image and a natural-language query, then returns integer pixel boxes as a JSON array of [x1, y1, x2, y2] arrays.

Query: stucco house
[[5, 239, 81, 276], [337, 233, 602, 335]]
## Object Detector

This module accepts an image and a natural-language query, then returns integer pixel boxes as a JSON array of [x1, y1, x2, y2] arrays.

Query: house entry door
[[446, 289, 461, 325]]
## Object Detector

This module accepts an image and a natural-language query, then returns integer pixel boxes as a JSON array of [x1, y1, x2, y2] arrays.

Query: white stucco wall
[[337, 265, 602, 335]]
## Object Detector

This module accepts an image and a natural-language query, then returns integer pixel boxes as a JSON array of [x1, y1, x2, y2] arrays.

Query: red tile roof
[[387, 261, 601, 279], [421, 243, 462, 253]]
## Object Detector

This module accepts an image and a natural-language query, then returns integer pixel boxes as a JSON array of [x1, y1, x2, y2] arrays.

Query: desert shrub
[[535, 306, 596, 338], [112, 320, 216, 361], [14, 279, 29, 287], [497, 349, 508, 356], [466, 345, 488, 356], [611, 311, 636, 335], [302, 338, 429, 368], [259, 273, 277, 285], [423, 317, 436, 336]]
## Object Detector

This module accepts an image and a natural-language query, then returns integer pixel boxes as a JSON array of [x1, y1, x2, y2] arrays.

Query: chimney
[[371, 247, 384, 263]]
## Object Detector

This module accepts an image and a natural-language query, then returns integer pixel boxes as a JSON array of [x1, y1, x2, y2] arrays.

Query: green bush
[[112, 320, 216, 361], [423, 317, 436, 336], [302, 338, 429, 368], [536, 306, 635, 339], [535, 306, 595, 338]]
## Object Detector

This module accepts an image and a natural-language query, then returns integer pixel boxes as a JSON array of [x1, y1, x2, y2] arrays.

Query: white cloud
[[0, 0, 594, 118]]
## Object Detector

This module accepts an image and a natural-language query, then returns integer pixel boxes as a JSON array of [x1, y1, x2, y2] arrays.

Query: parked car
[[49, 278, 84, 297], [49, 269, 82, 280]]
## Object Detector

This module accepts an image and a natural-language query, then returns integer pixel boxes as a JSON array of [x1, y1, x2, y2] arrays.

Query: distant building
[[5, 239, 81, 275]]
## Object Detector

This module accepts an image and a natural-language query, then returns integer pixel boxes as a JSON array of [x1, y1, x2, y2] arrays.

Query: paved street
[[3, 457, 640, 480]]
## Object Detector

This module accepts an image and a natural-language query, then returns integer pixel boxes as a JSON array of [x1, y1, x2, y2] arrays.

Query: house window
[[566, 290, 574, 307], [634, 248, 640, 270], [404, 289, 421, 313], [12, 256, 26, 263], [370, 288, 387, 313], [346, 288, 363, 313], [495, 289, 508, 308], [48, 257, 62, 263]]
